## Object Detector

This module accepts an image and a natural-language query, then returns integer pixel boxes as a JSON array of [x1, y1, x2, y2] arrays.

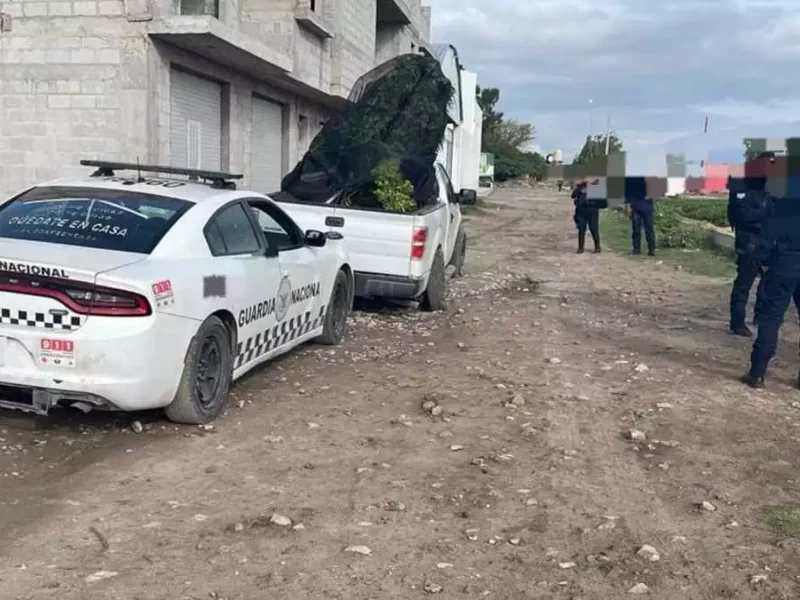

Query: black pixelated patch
[[203, 275, 226, 298]]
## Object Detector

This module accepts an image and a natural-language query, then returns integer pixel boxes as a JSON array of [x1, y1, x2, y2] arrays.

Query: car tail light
[[0, 274, 151, 317], [411, 227, 427, 260], [64, 285, 151, 316]]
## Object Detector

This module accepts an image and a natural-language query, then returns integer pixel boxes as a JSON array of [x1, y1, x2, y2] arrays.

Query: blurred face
[[744, 157, 770, 178]]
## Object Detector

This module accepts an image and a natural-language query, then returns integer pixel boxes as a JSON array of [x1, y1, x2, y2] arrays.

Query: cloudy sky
[[430, 0, 800, 173]]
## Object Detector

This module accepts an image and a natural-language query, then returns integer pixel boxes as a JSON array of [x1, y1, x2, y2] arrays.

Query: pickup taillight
[[411, 227, 427, 260]]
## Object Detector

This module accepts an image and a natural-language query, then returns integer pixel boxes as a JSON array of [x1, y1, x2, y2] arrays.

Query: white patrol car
[[0, 161, 354, 424]]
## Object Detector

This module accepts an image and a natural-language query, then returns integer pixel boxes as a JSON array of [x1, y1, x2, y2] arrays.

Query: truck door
[[435, 164, 459, 263]]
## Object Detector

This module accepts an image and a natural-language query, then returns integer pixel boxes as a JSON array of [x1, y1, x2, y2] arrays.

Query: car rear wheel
[[165, 316, 233, 424], [318, 269, 352, 345], [420, 249, 446, 311]]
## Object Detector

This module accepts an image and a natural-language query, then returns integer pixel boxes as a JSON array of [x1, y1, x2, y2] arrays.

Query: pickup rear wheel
[[318, 269, 352, 345], [421, 249, 446, 311], [165, 316, 233, 425]]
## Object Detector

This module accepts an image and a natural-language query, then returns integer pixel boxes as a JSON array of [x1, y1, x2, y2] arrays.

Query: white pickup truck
[[273, 163, 476, 310]]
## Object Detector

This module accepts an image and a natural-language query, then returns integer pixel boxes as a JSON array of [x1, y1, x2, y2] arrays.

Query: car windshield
[[0, 186, 193, 253]]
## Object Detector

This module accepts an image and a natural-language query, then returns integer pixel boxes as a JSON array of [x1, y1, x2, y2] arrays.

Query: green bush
[[484, 140, 546, 181], [662, 197, 728, 227], [372, 159, 415, 212], [653, 201, 710, 249]]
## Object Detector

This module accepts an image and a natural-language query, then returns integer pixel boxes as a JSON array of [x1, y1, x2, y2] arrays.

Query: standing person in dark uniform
[[742, 151, 800, 388], [571, 179, 601, 253], [623, 176, 656, 256], [727, 163, 771, 336]]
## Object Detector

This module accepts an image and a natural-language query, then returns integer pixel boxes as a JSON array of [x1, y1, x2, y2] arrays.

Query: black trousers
[[575, 205, 600, 248], [730, 232, 760, 329], [631, 208, 655, 254], [749, 269, 800, 379]]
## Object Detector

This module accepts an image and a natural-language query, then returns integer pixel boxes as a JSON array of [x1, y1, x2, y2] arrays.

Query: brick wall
[[0, 0, 148, 198]]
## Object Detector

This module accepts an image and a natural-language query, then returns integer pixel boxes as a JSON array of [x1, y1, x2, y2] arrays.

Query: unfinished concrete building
[[0, 0, 431, 196]]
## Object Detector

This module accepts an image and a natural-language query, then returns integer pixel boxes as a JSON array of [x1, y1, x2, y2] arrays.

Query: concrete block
[[48, 2, 73, 15], [23, 3, 49, 16], [47, 95, 71, 109], [3, 3, 24, 17], [70, 48, 96, 63], [71, 95, 97, 108], [95, 48, 121, 63], [73, 1, 98, 15], [96, 95, 120, 108], [98, 0, 123, 15], [81, 80, 106, 94], [22, 49, 46, 63], [45, 49, 73, 63], [56, 80, 82, 93]]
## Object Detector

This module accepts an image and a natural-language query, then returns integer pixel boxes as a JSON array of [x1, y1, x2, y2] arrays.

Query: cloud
[[430, 0, 800, 166]]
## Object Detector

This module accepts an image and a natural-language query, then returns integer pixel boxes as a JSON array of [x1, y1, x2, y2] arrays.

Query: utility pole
[[604, 114, 611, 154]]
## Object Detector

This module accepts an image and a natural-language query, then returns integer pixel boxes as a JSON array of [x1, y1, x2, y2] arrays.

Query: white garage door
[[170, 68, 222, 171], [250, 96, 285, 193]]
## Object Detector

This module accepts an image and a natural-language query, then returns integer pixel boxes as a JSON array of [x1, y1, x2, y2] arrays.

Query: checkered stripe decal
[[234, 305, 327, 369], [0, 308, 82, 330]]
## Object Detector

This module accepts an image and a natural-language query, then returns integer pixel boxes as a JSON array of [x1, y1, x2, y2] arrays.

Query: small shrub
[[371, 159, 416, 213], [653, 201, 709, 249], [663, 197, 729, 227]]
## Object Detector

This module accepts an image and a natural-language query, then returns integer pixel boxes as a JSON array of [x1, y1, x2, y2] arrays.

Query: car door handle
[[326, 216, 345, 227]]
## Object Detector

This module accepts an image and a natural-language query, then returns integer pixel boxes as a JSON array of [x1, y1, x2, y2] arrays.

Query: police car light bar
[[80, 160, 244, 189]]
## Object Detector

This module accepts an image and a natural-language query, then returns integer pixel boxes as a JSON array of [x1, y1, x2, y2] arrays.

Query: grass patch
[[764, 503, 800, 538], [600, 208, 735, 279], [661, 196, 729, 227]]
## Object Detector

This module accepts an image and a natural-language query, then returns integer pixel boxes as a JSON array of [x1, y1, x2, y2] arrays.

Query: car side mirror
[[305, 229, 327, 247], [458, 189, 477, 205]]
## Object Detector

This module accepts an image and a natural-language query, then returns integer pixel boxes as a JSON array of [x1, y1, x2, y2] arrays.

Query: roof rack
[[80, 160, 244, 190]]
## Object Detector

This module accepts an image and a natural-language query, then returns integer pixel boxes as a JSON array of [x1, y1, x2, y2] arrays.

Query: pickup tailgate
[[329, 206, 419, 277]]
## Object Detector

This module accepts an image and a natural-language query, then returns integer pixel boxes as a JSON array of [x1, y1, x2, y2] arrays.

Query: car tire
[[318, 269, 352, 345], [450, 228, 466, 277], [165, 316, 233, 425], [421, 248, 446, 311]]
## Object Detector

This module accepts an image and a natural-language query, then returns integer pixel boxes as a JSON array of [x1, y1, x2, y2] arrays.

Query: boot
[[592, 234, 601, 253], [577, 231, 585, 253], [728, 325, 753, 337], [741, 373, 765, 388]]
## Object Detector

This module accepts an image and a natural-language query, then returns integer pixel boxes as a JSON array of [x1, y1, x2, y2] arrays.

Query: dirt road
[[2, 186, 800, 599]]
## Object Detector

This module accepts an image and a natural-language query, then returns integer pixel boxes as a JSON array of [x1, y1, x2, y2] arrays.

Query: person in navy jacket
[[742, 151, 800, 388]]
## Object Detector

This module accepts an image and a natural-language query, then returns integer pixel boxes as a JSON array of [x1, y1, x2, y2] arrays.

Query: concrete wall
[[330, 0, 376, 97], [0, 0, 148, 198], [0, 0, 431, 198], [375, 21, 421, 63]]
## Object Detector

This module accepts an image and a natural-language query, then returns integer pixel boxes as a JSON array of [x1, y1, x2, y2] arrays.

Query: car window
[[246, 201, 303, 252], [207, 203, 261, 255], [0, 186, 192, 254], [437, 165, 455, 202]]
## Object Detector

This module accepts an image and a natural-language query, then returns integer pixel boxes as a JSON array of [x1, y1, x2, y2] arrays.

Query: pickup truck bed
[[273, 163, 468, 309]]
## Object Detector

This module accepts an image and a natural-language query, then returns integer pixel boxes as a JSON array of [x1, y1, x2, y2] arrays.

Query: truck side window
[[436, 165, 456, 203]]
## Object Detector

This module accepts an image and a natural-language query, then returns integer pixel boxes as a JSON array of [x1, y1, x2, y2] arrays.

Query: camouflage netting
[[278, 53, 454, 208]]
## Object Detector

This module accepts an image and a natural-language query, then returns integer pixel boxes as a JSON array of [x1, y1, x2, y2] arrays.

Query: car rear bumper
[[0, 314, 198, 413], [353, 271, 428, 299]]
